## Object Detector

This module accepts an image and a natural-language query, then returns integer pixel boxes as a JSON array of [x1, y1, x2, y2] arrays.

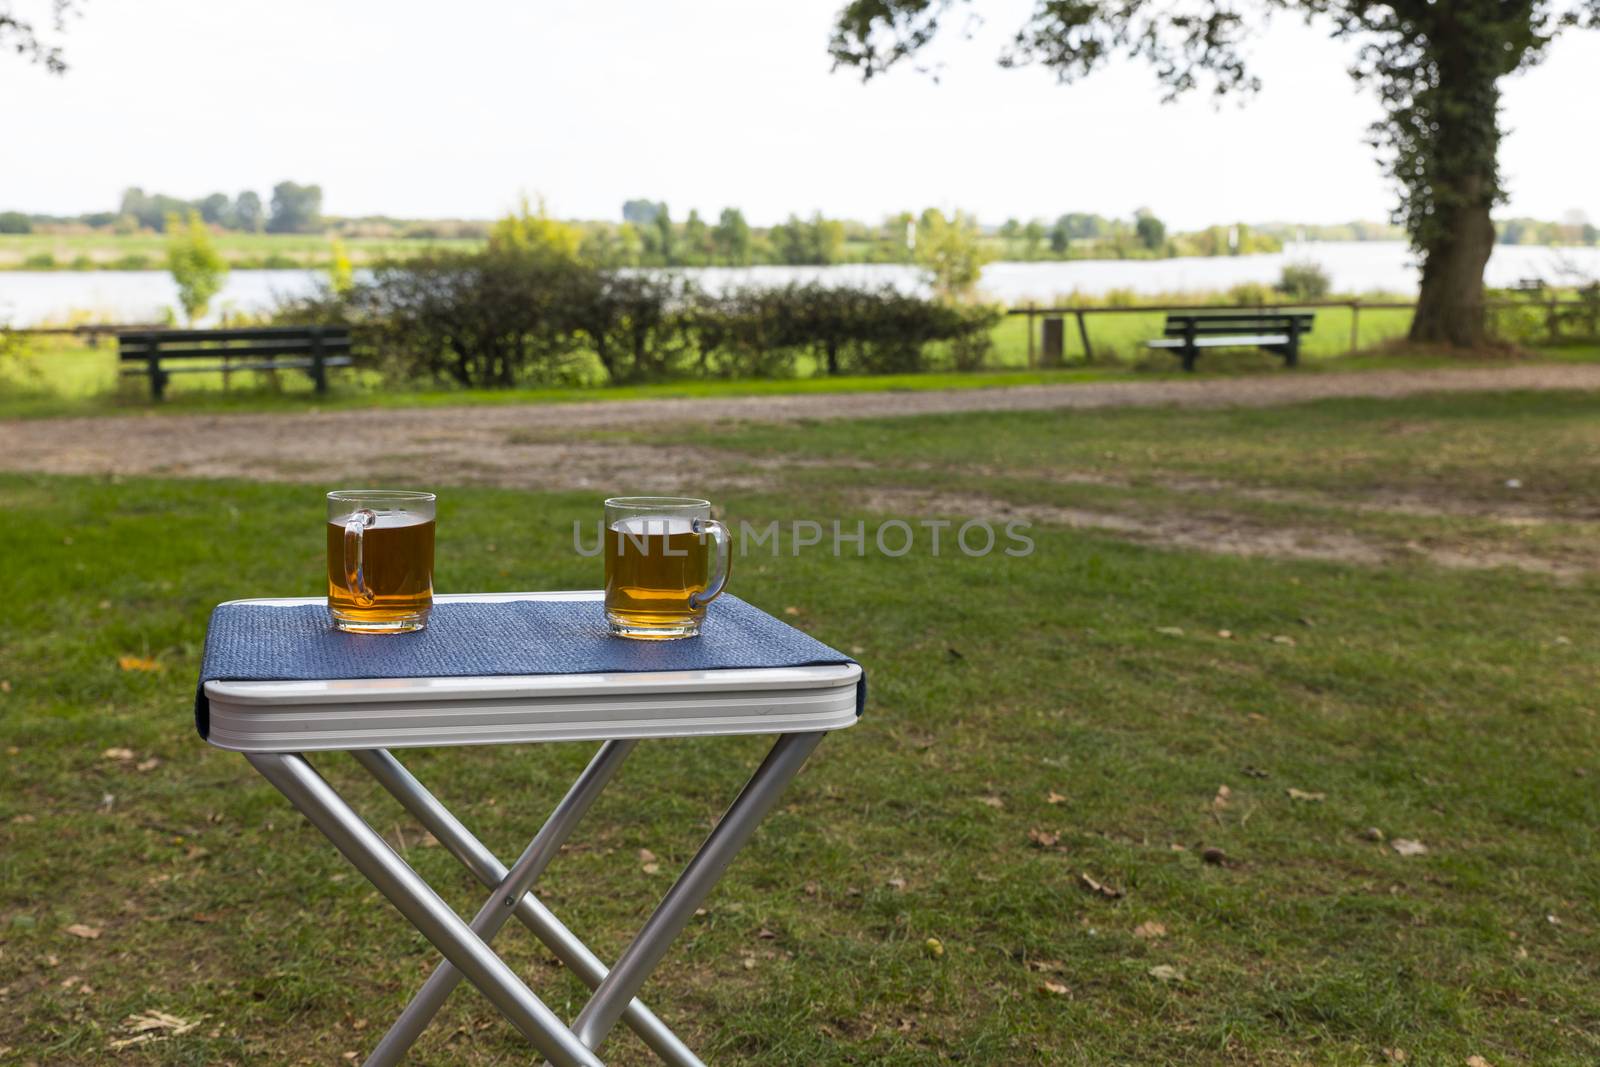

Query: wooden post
[[1547, 299, 1560, 344], [1040, 317, 1064, 368], [1075, 310, 1093, 363], [1025, 304, 1035, 369], [1348, 299, 1360, 355]]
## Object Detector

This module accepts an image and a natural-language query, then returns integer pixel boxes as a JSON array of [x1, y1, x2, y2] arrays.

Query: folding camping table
[[199, 591, 862, 1066]]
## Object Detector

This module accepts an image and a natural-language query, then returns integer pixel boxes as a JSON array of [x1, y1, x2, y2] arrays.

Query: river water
[[2, 241, 1596, 326]]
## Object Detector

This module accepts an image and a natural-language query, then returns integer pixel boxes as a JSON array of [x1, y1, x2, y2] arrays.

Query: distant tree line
[[113, 182, 322, 234]]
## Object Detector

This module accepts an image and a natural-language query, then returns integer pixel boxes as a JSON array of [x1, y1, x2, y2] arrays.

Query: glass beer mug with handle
[[604, 496, 731, 639], [326, 490, 436, 633]]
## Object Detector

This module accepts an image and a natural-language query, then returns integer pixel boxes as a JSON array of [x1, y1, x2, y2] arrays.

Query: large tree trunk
[[1405, 3, 1508, 348], [1409, 182, 1496, 347]]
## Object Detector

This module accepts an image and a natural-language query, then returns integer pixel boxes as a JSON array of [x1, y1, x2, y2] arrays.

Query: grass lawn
[[2, 391, 1599, 1065]]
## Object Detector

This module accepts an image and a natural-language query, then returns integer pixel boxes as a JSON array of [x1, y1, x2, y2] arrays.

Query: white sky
[[2, 0, 1596, 230]]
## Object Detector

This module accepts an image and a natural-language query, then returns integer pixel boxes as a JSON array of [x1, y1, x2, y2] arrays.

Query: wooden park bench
[[1146, 312, 1314, 371], [119, 326, 353, 400]]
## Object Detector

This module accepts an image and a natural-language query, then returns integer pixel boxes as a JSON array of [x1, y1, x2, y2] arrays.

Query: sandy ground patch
[[4, 364, 1600, 491], [851, 488, 1590, 579]]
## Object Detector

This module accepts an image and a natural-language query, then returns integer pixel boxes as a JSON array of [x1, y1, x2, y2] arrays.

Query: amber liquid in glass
[[604, 516, 709, 637], [326, 515, 435, 631]]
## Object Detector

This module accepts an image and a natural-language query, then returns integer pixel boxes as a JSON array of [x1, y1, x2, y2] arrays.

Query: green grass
[[2, 388, 1599, 1063]]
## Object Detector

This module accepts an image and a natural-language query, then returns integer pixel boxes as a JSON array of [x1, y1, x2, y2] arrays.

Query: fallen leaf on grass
[[977, 795, 1004, 809], [1133, 921, 1168, 940], [1212, 784, 1232, 811], [1286, 788, 1326, 802], [101, 748, 135, 762], [136, 758, 161, 772], [1040, 980, 1069, 996], [1045, 791, 1067, 805], [1027, 828, 1062, 849], [886, 877, 906, 891], [108, 1009, 203, 1051], [1079, 872, 1123, 900], [117, 655, 163, 673], [1382, 1049, 1407, 1063], [0, 680, 10, 693], [924, 937, 944, 958], [1391, 839, 1428, 857], [65, 924, 101, 940], [1270, 635, 1297, 647], [1025, 958, 1065, 973], [1155, 626, 1185, 637], [1147, 964, 1185, 983], [1466, 1057, 1493, 1067]]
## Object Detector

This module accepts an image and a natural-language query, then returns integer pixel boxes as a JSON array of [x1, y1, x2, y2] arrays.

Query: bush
[[1277, 261, 1331, 300], [278, 253, 1004, 388], [1225, 282, 1274, 306], [0, 211, 31, 234], [21, 253, 55, 270]]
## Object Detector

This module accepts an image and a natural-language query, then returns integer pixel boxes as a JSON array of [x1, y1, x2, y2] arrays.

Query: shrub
[[1277, 261, 1331, 300], [166, 211, 228, 324], [21, 253, 55, 269], [0, 211, 31, 234], [1226, 282, 1274, 306]]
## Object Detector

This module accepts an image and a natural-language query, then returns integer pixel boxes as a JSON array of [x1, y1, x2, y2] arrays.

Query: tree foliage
[[914, 208, 990, 302], [165, 211, 227, 324], [1, 0, 76, 72], [266, 181, 323, 234]]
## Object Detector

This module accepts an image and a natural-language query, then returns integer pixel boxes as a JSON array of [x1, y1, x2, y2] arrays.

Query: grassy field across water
[[2, 385, 1598, 1064]]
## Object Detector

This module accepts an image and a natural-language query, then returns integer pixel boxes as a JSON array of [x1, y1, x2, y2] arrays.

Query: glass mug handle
[[690, 517, 731, 609], [343, 508, 377, 607]]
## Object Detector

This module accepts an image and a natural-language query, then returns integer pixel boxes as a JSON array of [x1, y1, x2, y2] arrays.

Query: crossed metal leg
[[245, 729, 826, 1065]]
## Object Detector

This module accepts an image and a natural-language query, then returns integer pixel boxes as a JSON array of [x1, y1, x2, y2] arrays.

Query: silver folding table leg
[[358, 740, 637, 1067], [245, 752, 603, 1067], [354, 748, 704, 1067], [572, 730, 826, 1052]]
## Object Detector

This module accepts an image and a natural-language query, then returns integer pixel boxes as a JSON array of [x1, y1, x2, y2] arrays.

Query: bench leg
[[1181, 346, 1198, 372]]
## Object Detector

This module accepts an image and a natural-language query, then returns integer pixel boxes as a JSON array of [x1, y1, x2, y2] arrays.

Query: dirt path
[[3, 364, 1600, 489]]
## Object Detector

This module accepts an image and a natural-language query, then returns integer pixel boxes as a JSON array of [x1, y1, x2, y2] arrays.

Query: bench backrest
[[118, 326, 352, 362], [1161, 313, 1315, 338]]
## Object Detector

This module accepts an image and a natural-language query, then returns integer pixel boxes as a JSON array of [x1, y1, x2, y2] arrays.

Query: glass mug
[[604, 497, 731, 639], [326, 490, 436, 633]]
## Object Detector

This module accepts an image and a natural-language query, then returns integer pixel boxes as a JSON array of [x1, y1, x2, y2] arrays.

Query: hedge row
[[278, 248, 1000, 387]]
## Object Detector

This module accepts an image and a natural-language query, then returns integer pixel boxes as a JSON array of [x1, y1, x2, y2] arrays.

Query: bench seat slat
[[118, 327, 351, 344], [119, 340, 352, 360], [121, 357, 355, 376], [1148, 334, 1289, 349]]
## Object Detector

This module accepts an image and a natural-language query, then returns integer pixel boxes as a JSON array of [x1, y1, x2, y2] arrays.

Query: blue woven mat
[[194, 594, 863, 738]]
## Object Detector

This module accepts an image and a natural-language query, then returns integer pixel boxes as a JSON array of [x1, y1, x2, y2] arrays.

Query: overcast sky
[[3, 0, 1596, 230]]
